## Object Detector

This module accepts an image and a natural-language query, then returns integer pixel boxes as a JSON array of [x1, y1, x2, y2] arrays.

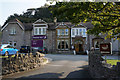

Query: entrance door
[[75, 44, 79, 52], [79, 44, 83, 52]]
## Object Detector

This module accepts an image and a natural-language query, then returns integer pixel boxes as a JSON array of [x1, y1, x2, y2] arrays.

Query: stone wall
[[2, 52, 46, 75], [46, 30, 56, 53], [89, 52, 120, 79], [2, 23, 25, 49]]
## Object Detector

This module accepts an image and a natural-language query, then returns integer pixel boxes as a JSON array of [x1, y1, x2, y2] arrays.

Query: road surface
[[3, 54, 93, 79]]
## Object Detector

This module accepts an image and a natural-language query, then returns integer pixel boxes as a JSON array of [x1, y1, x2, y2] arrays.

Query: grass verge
[[107, 59, 120, 65]]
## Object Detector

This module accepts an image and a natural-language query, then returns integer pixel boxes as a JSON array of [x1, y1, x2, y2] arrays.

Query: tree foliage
[[3, 5, 69, 27], [50, 2, 120, 39], [3, 7, 54, 27]]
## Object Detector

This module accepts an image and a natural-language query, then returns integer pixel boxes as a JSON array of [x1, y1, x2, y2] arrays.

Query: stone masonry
[[89, 52, 120, 79], [2, 52, 47, 75]]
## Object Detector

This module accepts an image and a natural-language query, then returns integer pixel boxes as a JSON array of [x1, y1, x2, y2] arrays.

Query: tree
[[49, 2, 120, 39]]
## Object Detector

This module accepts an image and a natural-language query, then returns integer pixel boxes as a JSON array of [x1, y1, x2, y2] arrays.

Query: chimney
[[54, 17, 57, 25]]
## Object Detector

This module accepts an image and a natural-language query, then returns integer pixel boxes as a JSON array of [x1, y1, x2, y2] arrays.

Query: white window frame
[[72, 29, 75, 36], [76, 29, 79, 35], [83, 29, 86, 36], [34, 28, 38, 35], [65, 29, 68, 35], [79, 29, 82, 36], [34, 27, 47, 35], [8, 41, 16, 47], [43, 28, 46, 35], [39, 28, 41, 35]]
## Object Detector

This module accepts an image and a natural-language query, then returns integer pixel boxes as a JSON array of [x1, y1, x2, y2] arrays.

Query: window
[[79, 29, 82, 36], [10, 28, 16, 34], [57, 29, 60, 35], [72, 29, 75, 36], [58, 41, 60, 49], [34, 27, 46, 35], [83, 29, 86, 36], [65, 29, 68, 35], [13, 42, 17, 47], [57, 40, 69, 50], [9, 41, 12, 46], [34, 28, 38, 35], [8, 41, 16, 47], [43, 28, 46, 35], [61, 41, 64, 49], [76, 29, 79, 35], [65, 41, 68, 49], [39, 28, 41, 35], [61, 29, 64, 35]]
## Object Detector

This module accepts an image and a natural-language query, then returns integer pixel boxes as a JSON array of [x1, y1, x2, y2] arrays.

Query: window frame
[[57, 40, 69, 50], [10, 28, 16, 35], [83, 29, 86, 36], [34, 27, 47, 35], [72, 29, 75, 36], [65, 29, 68, 35]]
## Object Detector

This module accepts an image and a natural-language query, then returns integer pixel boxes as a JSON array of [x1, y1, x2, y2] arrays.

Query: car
[[0, 44, 18, 56], [20, 46, 30, 53], [32, 47, 48, 54], [38, 47, 48, 54]]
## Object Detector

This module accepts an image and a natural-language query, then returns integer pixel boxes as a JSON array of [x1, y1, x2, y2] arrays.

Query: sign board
[[100, 43, 112, 54], [32, 35, 47, 39], [31, 40, 43, 47]]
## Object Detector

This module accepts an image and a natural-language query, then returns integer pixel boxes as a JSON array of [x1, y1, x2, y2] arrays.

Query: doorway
[[79, 44, 83, 52], [75, 43, 83, 53]]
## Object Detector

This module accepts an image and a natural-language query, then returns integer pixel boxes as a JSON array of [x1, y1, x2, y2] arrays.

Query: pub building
[[32, 19, 48, 52]]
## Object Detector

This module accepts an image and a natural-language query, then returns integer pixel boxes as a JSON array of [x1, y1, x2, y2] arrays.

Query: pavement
[[102, 55, 120, 60], [2, 54, 93, 79]]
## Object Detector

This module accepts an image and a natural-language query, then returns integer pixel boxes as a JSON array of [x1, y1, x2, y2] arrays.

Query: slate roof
[[72, 22, 94, 29], [47, 23, 56, 30], [23, 23, 33, 31], [47, 22, 73, 30], [2, 19, 94, 31], [2, 19, 33, 31]]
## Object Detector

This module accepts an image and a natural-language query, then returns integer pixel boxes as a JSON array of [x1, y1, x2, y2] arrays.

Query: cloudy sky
[[0, 0, 48, 26]]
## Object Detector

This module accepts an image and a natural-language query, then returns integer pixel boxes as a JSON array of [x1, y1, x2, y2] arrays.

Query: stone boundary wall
[[89, 52, 120, 79], [2, 52, 46, 75]]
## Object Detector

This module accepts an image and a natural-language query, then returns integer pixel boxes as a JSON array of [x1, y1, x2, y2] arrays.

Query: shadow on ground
[[11, 65, 94, 80]]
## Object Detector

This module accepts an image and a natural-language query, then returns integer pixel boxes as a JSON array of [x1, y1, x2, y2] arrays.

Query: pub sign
[[100, 43, 112, 54]]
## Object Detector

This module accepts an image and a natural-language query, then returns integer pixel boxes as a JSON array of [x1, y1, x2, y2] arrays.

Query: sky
[[0, 0, 48, 26]]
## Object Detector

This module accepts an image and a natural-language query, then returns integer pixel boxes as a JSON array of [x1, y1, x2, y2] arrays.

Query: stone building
[[1, 19, 120, 54], [56, 22, 71, 53], [31, 19, 48, 51], [1, 19, 32, 49]]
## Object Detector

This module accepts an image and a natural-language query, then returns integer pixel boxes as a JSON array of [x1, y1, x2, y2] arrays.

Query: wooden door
[[75, 44, 79, 52]]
